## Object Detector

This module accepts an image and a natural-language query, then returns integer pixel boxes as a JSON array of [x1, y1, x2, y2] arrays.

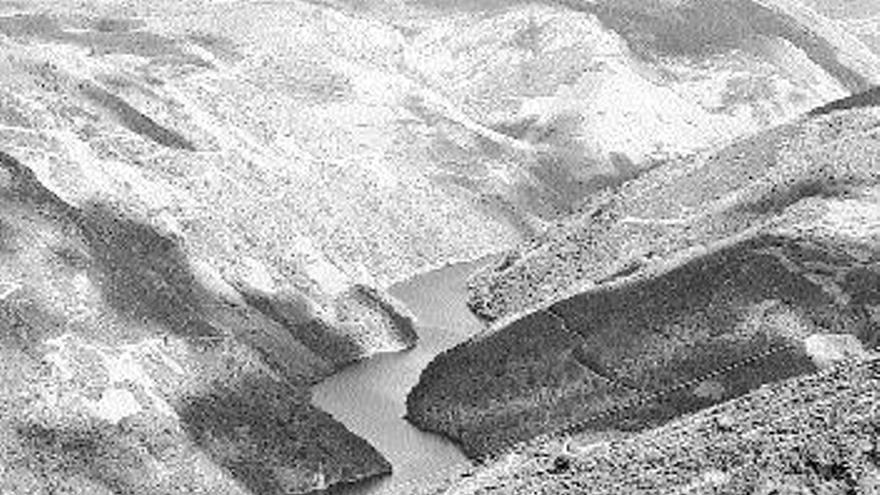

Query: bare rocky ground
[[0, 0, 878, 494]]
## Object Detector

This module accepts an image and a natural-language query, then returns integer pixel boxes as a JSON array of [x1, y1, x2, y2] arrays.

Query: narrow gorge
[[1, 0, 879, 494], [312, 257, 497, 494]]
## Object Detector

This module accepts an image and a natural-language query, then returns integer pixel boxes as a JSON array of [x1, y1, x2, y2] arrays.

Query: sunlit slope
[[0, 1, 878, 494], [0, 154, 391, 495], [327, 0, 880, 217], [2, 0, 876, 296]]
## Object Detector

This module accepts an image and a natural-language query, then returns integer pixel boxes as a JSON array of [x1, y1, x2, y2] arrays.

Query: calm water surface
[[312, 257, 496, 495]]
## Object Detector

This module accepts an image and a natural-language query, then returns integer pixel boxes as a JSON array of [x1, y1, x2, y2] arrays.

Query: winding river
[[312, 257, 495, 495]]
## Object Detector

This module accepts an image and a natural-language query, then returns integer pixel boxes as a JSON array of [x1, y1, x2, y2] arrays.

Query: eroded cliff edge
[[409, 102, 880, 459]]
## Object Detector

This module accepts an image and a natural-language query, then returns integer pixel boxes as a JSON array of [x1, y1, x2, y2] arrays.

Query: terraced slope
[[411, 103, 880, 458]]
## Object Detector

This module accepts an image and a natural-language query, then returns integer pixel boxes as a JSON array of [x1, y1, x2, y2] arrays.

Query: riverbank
[[311, 256, 499, 495]]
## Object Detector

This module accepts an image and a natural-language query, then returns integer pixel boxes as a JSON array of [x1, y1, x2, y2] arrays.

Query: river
[[312, 257, 496, 495]]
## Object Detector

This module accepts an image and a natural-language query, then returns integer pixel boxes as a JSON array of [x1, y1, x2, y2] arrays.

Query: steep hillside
[[1, 0, 879, 494], [0, 0, 874, 357], [469, 89, 880, 322], [331, 0, 880, 219], [409, 357, 880, 495], [411, 103, 880, 458], [803, 0, 880, 57], [0, 154, 391, 494], [0, 2, 427, 364]]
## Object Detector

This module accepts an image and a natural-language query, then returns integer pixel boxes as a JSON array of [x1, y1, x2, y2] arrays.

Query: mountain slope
[[1, 1, 879, 494], [346, 0, 880, 217], [410, 357, 880, 495], [410, 102, 880, 459], [0, 153, 391, 495]]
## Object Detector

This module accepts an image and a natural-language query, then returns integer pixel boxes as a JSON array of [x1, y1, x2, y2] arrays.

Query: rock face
[[409, 357, 880, 495], [410, 103, 880, 458]]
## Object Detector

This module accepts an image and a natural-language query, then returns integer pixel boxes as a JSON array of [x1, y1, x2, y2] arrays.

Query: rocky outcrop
[[410, 103, 880, 458], [408, 356, 880, 495]]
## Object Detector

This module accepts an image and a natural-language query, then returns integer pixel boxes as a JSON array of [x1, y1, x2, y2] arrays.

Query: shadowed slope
[[411, 357, 880, 495], [80, 83, 197, 151], [808, 85, 880, 116], [411, 106, 880, 459], [76, 202, 212, 339], [564, 0, 875, 92]]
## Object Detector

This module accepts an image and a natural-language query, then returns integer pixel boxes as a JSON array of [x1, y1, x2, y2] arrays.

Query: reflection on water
[[312, 256, 497, 495]]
